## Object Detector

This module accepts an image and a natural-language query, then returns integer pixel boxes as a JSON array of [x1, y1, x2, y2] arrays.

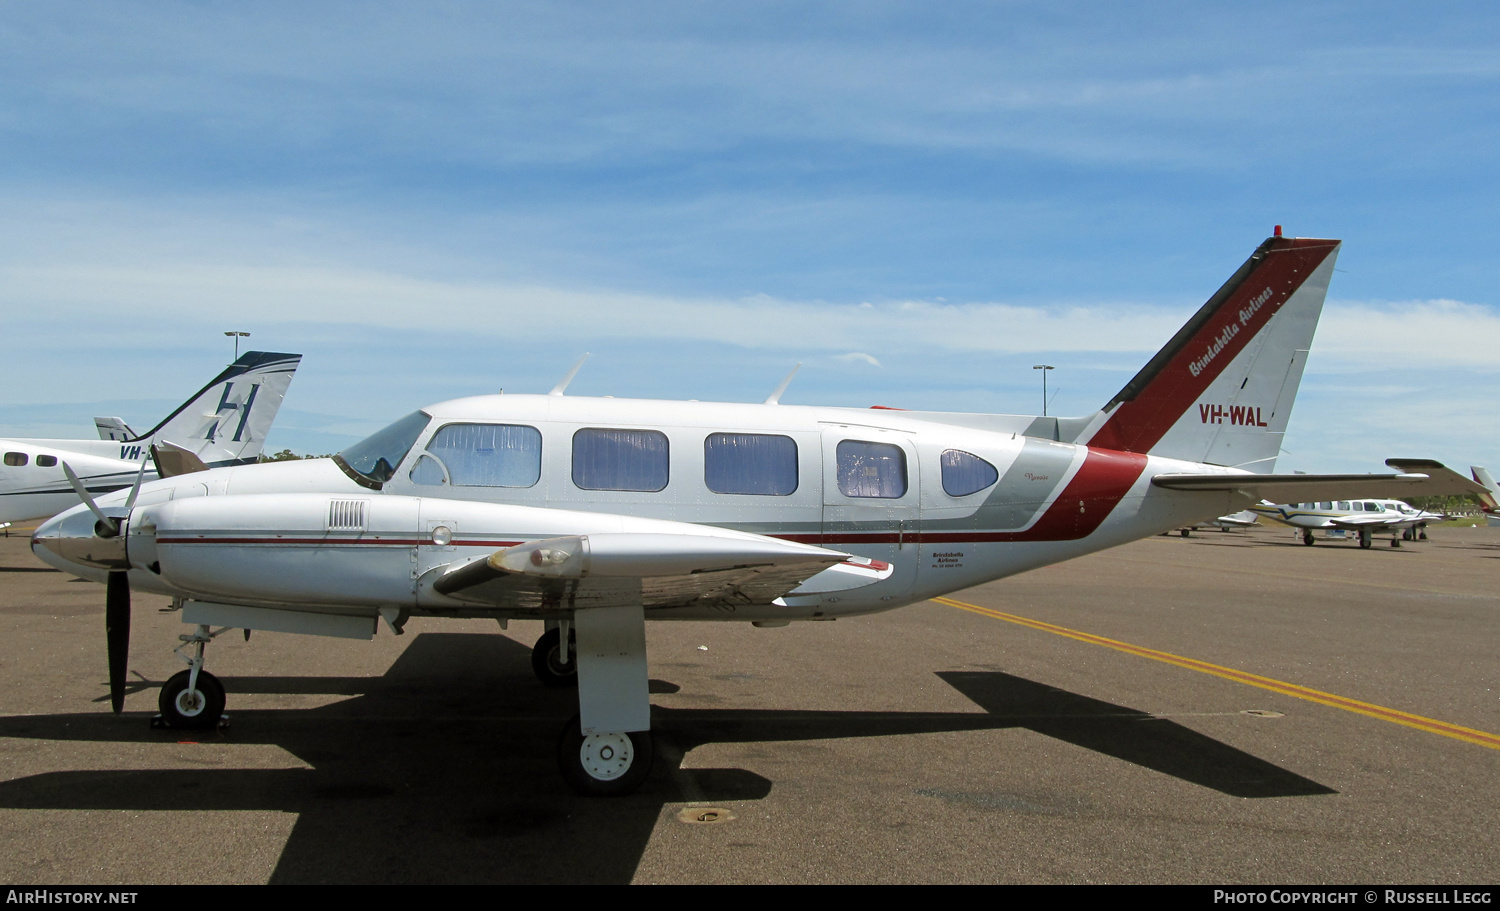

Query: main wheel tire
[[1180, 528, 1191, 538], [532, 628, 579, 688], [158, 670, 225, 730], [557, 715, 654, 797], [1302, 530, 1316, 546], [1359, 530, 1372, 549]]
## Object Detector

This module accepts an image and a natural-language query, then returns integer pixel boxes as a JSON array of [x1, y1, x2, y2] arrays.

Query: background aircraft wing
[[1328, 515, 1416, 531], [431, 533, 872, 611], [1152, 459, 1487, 503]]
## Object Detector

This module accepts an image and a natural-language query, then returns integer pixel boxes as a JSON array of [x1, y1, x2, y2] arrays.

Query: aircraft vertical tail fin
[[94, 417, 136, 441], [1075, 234, 1341, 472], [125, 352, 302, 466], [1471, 466, 1499, 512]]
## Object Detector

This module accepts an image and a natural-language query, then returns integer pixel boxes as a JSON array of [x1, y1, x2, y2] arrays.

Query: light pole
[[1032, 364, 1054, 416], [224, 331, 250, 360]]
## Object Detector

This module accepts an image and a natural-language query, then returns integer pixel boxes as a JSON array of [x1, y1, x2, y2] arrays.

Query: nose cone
[[32, 504, 129, 571]]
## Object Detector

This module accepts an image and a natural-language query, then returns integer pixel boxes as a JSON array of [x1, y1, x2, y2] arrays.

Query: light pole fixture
[[1032, 364, 1054, 416], [224, 331, 250, 360]]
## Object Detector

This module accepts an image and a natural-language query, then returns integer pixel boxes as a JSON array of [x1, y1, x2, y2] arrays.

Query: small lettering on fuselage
[[930, 551, 965, 569], [1023, 472, 1049, 481], [1197, 404, 1269, 427]]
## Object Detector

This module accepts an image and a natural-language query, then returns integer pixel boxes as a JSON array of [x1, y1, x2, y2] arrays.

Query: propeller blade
[[122, 452, 151, 510], [105, 572, 130, 714], [60, 462, 112, 527]]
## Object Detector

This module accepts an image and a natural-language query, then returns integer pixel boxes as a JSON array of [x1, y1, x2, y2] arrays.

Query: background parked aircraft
[[0, 352, 301, 526], [1250, 497, 1444, 548]]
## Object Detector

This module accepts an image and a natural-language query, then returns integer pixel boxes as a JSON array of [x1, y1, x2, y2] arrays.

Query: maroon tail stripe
[[1087, 237, 1339, 455]]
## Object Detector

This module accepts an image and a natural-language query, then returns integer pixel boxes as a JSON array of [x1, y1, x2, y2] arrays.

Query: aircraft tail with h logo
[[1074, 232, 1341, 472], [114, 351, 303, 467]]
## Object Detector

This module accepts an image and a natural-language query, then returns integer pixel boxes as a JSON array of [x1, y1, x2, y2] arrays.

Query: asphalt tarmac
[[0, 523, 1495, 884]]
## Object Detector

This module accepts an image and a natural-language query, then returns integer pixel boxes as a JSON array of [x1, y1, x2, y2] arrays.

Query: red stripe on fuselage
[[779, 446, 1149, 546], [1088, 238, 1338, 454]]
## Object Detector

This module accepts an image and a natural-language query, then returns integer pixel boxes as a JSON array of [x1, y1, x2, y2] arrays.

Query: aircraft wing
[[431, 533, 879, 611], [1327, 515, 1417, 531], [1151, 459, 1487, 503]]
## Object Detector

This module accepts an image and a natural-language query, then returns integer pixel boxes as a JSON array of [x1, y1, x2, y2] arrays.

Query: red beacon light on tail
[[1274, 225, 1283, 237]]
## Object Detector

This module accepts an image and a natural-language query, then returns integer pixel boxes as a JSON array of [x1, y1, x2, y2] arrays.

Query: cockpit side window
[[3, 452, 27, 467], [836, 440, 907, 499], [941, 449, 999, 497], [334, 411, 432, 489], [415, 423, 542, 488]]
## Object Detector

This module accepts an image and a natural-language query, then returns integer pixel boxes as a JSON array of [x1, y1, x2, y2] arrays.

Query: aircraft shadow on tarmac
[[0, 632, 1332, 884]]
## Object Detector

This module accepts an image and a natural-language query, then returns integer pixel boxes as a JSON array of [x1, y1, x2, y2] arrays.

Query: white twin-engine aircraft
[[1248, 498, 1446, 548], [0, 352, 301, 526], [32, 234, 1486, 796]]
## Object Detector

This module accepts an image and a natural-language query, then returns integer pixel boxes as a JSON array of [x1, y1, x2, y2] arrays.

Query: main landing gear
[[541, 607, 654, 796], [1302, 530, 1316, 546], [1358, 528, 1373, 549], [155, 624, 227, 730]]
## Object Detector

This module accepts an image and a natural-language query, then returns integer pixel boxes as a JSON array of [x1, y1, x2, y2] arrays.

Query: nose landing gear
[[153, 624, 228, 730]]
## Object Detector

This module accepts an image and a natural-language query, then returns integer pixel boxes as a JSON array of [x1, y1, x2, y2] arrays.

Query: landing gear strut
[[554, 605, 654, 796], [156, 624, 227, 729], [532, 624, 579, 688], [1358, 528, 1373, 549]]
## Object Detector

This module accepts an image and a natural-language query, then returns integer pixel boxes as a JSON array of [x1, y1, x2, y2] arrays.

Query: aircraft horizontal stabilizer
[[1151, 459, 1487, 503], [433, 532, 852, 610]]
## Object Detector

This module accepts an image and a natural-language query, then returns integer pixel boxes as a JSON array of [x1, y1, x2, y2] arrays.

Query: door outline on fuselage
[[820, 424, 921, 603]]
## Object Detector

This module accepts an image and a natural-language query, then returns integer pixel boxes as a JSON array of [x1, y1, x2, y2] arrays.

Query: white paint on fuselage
[[42, 394, 1245, 621]]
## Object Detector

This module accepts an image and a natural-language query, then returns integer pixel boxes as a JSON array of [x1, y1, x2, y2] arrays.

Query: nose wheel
[[532, 625, 579, 688], [152, 623, 229, 729], [159, 669, 225, 729]]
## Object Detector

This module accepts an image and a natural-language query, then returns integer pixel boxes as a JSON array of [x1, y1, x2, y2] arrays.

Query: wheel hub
[[578, 733, 634, 781], [175, 689, 205, 716]]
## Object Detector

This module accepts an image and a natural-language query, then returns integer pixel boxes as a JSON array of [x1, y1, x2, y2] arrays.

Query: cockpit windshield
[[335, 411, 432, 487]]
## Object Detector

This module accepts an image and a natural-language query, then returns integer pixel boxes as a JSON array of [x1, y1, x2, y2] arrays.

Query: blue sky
[[1, 2, 1497, 472]]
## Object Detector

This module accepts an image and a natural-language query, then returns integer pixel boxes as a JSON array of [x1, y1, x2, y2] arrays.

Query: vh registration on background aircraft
[[32, 233, 1486, 796], [0, 352, 301, 527]]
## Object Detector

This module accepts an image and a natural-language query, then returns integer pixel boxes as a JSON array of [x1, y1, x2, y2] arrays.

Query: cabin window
[[573, 428, 669, 492], [836, 440, 907, 499], [35, 455, 56, 467], [940, 449, 998, 497], [418, 423, 542, 488], [704, 433, 797, 496], [3, 452, 26, 467], [1318, 502, 1333, 510], [336, 411, 431, 486], [1336, 501, 1350, 510]]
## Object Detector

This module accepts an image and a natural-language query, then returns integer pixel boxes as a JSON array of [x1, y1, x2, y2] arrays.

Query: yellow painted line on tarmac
[[933, 595, 1500, 751]]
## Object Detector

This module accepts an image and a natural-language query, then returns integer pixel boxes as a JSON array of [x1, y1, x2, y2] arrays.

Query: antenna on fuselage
[[764, 363, 801, 405], [549, 354, 591, 396]]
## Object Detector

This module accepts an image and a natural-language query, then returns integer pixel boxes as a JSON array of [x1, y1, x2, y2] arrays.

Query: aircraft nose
[[31, 505, 129, 571]]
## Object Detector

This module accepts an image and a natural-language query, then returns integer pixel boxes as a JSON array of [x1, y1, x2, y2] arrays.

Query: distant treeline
[[258, 449, 333, 462]]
